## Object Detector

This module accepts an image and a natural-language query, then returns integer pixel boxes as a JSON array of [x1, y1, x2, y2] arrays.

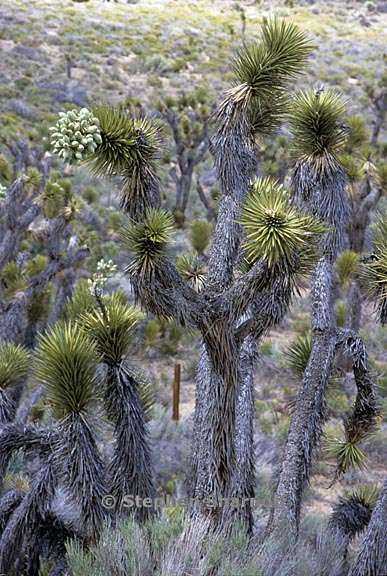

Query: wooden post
[[172, 362, 181, 421]]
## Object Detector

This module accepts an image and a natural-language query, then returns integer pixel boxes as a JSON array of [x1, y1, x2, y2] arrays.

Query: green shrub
[[189, 220, 212, 254], [145, 318, 161, 347], [335, 300, 347, 327]]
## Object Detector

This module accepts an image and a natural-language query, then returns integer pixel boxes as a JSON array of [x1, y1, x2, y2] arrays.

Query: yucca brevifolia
[[268, 89, 351, 539], [80, 297, 156, 520], [186, 20, 314, 519], [269, 90, 381, 541], [155, 88, 212, 224], [339, 124, 386, 332], [34, 322, 107, 540], [344, 239, 387, 576], [0, 160, 90, 347], [49, 20, 316, 525]]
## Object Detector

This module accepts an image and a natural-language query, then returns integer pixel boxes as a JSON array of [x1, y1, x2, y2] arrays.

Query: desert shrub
[[189, 220, 212, 254]]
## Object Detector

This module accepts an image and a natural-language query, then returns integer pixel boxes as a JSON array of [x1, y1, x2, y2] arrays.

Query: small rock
[[37, 81, 89, 107], [12, 45, 43, 61]]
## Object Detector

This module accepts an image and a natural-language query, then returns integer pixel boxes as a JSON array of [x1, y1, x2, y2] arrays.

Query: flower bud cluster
[[50, 108, 102, 163], [88, 259, 118, 295]]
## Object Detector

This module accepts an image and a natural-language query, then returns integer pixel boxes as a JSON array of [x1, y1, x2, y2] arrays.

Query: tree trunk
[[269, 257, 337, 539], [222, 334, 257, 531]]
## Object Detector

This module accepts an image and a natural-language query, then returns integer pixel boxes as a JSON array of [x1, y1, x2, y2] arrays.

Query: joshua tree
[[49, 20, 319, 529], [0, 150, 91, 347], [343, 220, 387, 576], [268, 89, 379, 540], [0, 322, 108, 574], [155, 88, 213, 225], [80, 295, 156, 520], [34, 322, 107, 541]]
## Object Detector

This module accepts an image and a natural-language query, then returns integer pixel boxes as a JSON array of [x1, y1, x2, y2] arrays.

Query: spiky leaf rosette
[[176, 253, 207, 292], [0, 344, 30, 391], [361, 217, 387, 324], [288, 89, 347, 174], [0, 344, 30, 424], [326, 432, 368, 475], [285, 332, 312, 376], [89, 107, 163, 217], [330, 484, 381, 538], [80, 297, 144, 365], [49, 108, 101, 163], [241, 178, 325, 266], [120, 208, 174, 276], [336, 250, 359, 287], [226, 18, 313, 133], [34, 323, 98, 419]]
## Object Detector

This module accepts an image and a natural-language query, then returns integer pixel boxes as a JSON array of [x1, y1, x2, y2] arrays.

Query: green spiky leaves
[[241, 178, 325, 267], [288, 89, 347, 173], [345, 485, 381, 510], [326, 432, 368, 475], [0, 343, 30, 390], [361, 217, 387, 324], [35, 322, 98, 419], [49, 108, 102, 163], [234, 19, 313, 92], [336, 250, 359, 287], [228, 19, 313, 134], [88, 107, 163, 215], [120, 208, 174, 276], [89, 107, 163, 178], [80, 297, 144, 365], [176, 253, 207, 292], [285, 332, 312, 376]]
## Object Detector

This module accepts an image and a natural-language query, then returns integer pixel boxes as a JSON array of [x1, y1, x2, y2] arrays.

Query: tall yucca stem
[[54, 413, 106, 541], [267, 88, 350, 540], [34, 323, 107, 541], [223, 271, 299, 529], [268, 238, 339, 540], [206, 107, 257, 292], [186, 103, 257, 521], [105, 363, 155, 521]]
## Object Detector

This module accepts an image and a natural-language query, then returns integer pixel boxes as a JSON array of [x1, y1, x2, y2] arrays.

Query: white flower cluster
[[0, 182, 6, 200], [49, 108, 102, 163], [88, 259, 118, 295]]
